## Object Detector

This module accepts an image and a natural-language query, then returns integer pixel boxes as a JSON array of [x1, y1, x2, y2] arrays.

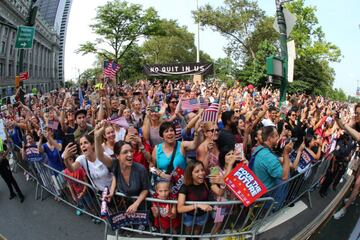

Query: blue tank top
[[156, 141, 186, 172]]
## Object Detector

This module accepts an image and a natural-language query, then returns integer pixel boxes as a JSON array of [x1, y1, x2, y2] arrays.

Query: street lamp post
[[196, 0, 200, 63], [276, 0, 289, 104], [17, 0, 37, 99]]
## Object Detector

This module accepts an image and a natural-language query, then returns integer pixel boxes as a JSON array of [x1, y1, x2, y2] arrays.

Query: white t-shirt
[[75, 155, 112, 191]]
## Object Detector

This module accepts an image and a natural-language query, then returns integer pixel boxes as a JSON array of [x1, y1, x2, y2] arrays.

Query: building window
[[10, 45, 14, 56], [0, 42, 5, 54], [0, 63, 4, 76], [8, 64, 12, 76], [4, 27, 8, 36]]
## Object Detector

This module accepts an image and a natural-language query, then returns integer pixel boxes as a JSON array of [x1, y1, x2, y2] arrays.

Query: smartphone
[[150, 105, 160, 113], [133, 92, 141, 96], [234, 143, 244, 159], [284, 137, 298, 145], [210, 167, 220, 176]]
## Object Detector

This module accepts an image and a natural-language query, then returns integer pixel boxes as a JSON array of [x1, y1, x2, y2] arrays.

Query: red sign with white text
[[224, 163, 267, 207]]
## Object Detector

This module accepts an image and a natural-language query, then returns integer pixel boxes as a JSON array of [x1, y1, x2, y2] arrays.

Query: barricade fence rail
[[15, 152, 334, 239]]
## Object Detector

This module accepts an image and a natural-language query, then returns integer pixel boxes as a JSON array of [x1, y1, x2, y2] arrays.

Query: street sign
[[273, 9, 297, 37], [287, 40, 296, 83], [15, 26, 35, 49]]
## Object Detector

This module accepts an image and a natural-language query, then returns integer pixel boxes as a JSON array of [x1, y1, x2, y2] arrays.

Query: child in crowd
[[63, 156, 95, 220], [151, 180, 180, 233], [177, 160, 214, 235]]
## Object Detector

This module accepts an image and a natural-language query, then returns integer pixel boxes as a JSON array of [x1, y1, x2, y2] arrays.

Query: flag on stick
[[202, 102, 220, 122], [107, 117, 129, 129], [103, 60, 121, 80]]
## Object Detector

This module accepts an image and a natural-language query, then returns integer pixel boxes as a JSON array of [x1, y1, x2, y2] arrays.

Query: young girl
[[151, 180, 180, 233], [63, 156, 92, 216], [177, 160, 213, 235]]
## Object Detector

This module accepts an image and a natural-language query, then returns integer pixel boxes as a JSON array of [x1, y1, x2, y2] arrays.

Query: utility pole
[[17, 0, 37, 101], [196, 0, 200, 63], [276, 0, 289, 104]]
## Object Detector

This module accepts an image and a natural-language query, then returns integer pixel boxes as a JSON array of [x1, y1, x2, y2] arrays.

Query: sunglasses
[[234, 109, 240, 113], [207, 129, 219, 133]]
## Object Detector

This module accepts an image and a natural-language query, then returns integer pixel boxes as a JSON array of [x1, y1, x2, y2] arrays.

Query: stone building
[[0, 0, 64, 98]]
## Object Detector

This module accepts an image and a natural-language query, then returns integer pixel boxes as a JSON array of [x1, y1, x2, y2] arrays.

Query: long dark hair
[[113, 141, 132, 156], [184, 160, 204, 186]]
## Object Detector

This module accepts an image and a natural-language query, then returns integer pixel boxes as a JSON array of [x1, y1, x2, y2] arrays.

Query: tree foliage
[[285, 0, 342, 95], [142, 19, 212, 64], [77, 0, 161, 62], [193, 0, 265, 63]]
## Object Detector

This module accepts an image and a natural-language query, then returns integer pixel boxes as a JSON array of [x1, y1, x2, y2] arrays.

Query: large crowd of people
[[0, 78, 359, 232]]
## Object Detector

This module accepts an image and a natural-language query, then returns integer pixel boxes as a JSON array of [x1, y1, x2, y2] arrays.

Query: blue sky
[[65, 0, 360, 96]]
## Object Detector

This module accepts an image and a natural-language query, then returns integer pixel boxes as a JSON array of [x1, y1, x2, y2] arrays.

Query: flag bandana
[[103, 61, 121, 80]]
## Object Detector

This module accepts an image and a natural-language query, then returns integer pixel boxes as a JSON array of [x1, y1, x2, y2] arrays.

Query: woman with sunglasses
[[196, 122, 220, 174], [163, 96, 184, 141], [142, 104, 163, 147]]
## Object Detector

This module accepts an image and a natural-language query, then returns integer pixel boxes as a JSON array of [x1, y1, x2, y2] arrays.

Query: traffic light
[[28, 6, 38, 26]]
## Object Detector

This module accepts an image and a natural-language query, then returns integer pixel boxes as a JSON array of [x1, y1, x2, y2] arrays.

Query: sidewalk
[[0, 171, 104, 240]]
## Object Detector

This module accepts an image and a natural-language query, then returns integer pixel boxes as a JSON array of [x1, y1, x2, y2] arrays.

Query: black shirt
[[179, 182, 210, 216], [112, 160, 149, 197]]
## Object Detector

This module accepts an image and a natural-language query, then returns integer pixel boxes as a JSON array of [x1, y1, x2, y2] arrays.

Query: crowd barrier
[[14, 152, 337, 240], [266, 154, 332, 213]]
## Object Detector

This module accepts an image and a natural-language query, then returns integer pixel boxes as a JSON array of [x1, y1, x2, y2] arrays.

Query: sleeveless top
[[149, 126, 162, 147], [156, 141, 186, 172]]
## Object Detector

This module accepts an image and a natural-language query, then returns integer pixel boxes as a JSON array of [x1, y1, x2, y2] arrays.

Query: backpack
[[248, 146, 267, 170]]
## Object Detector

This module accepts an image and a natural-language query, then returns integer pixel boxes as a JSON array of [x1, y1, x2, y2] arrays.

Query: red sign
[[224, 163, 267, 207], [19, 71, 29, 81]]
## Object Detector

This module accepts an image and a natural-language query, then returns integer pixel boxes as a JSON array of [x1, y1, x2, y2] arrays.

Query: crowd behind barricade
[[0, 78, 359, 234]]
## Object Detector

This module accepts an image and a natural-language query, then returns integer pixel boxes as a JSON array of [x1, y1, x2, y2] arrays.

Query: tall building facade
[[37, 0, 72, 82], [0, 0, 61, 97]]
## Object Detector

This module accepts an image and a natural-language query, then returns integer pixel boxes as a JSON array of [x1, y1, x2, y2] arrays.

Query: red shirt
[[152, 193, 180, 230], [64, 167, 87, 195], [133, 142, 151, 170]]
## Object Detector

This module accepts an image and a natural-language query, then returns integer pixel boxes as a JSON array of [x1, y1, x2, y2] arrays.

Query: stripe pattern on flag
[[19, 71, 29, 81], [202, 102, 220, 122], [103, 60, 121, 80], [181, 98, 208, 111]]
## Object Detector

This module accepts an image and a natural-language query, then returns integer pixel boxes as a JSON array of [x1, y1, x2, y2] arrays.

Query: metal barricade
[[15, 153, 335, 240], [18, 161, 109, 240], [266, 155, 331, 212], [110, 192, 274, 239]]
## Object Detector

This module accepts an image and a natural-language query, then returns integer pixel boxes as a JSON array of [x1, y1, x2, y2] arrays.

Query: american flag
[[103, 60, 121, 80], [107, 117, 129, 129], [47, 120, 59, 130], [19, 71, 29, 81], [181, 98, 208, 111], [202, 102, 220, 122]]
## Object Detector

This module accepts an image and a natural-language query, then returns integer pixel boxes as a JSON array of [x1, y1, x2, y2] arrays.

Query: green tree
[[142, 19, 212, 64], [77, 0, 161, 63], [285, 0, 342, 95], [117, 44, 145, 83], [329, 88, 347, 102], [79, 68, 102, 85], [193, 0, 265, 63]]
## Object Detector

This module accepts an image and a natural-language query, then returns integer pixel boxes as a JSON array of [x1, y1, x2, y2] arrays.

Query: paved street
[[0, 171, 105, 240]]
